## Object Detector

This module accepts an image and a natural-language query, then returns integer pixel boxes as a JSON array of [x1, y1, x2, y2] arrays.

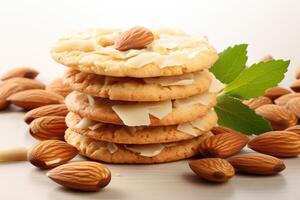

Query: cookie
[[65, 110, 217, 144], [65, 91, 217, 126], [51, 28, 218, 78], [63, 69, 212, 101], [65, 128, 213, 164]]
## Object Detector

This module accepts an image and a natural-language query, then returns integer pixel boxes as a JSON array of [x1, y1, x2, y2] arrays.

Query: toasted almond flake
[[177, 123, 200, 136], [125, 52, 160, 68], [147, 100, 172, 119], [112, 100, 172, 126], [96, 46, 141, 59], [53, 40, 96, 52], [190, 110, 217, 131], [107, 143, 118, 154], [124, 144, 165, 157], [144, 73, 194, 86], [112, 104, 150, 126], [174, 92, 215, 108], [88, 123, 104, 131], [75, 117, 96, 129], [155, 51, 187, 68], [152, 34, 204, 49], [209, 75, 225, 93], [87, 95, 95, 107]]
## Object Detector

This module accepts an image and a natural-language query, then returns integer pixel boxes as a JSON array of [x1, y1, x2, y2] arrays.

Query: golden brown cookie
[[51, 28, 218, 78], [65, 91, 217, 126], [65, 110, 217, 144], [65, 128, 213, 164], [63, 69, 212, 101]]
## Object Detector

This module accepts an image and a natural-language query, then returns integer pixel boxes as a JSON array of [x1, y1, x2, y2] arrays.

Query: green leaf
[[224, 60, 290, 100], [210, 44, 248, 84], [214, 94, 272, 135]]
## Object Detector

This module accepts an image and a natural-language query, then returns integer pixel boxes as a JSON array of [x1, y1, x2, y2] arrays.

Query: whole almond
[[290, 79, 300, 92], [243, 96, 272, 109], [115, 26, 154, 51], [274, 93, 300, 106], [248, 131, 300, 157], [0, 147, 28, 162], [24, 104, 68, 124], [46, 78, 72, 97], [285, 97, 300, 119], [47, 161, 111, 191], [8, 89, 64, 110], [0, 78, 45, 110], [285, 125, 300, 135], [260, 54, 273, 62], [29, 116, 67, 140], [211, 126, 241, 135], [255, 104, 297, 130], [189, 158, 234, 182], [295, 67, 300, 79], [1, 67, 39, 81], [264, 87, 291, 101], [28, 140, 78, 169], [228, 153, 285, 175], [198, 131, 250, 158]]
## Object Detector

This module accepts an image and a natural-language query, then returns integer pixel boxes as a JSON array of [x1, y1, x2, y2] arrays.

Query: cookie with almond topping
[[51, 27, 218, 78], [65, 128, 213, 164], [63, 69, 213, 101], [65, 91, 217, 127], [65, 111, 217, 144]]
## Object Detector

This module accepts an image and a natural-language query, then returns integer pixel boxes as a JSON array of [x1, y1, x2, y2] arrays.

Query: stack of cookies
[[51, 26, 222, 164]]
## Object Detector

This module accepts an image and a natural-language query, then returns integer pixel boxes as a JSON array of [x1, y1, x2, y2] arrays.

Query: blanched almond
[[0, 147, 28, 162]]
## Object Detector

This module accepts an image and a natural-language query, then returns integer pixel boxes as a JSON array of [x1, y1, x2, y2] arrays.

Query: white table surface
[[1, 0, 300, 199]]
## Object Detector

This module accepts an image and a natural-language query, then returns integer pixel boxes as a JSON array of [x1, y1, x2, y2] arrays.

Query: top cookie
[[51, 27, 218, 78]]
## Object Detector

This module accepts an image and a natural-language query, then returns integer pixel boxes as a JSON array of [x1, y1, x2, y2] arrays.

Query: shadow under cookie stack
[[51, 26, 222, 164]]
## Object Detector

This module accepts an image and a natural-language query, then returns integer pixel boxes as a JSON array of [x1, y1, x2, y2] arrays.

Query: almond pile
[[188, 58, 300, 183], [0, 67, 111, 191]]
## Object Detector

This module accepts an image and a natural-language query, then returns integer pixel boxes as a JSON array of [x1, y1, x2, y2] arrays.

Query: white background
[[0, 0, 299, 85], [1, 1, 300, 200]]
